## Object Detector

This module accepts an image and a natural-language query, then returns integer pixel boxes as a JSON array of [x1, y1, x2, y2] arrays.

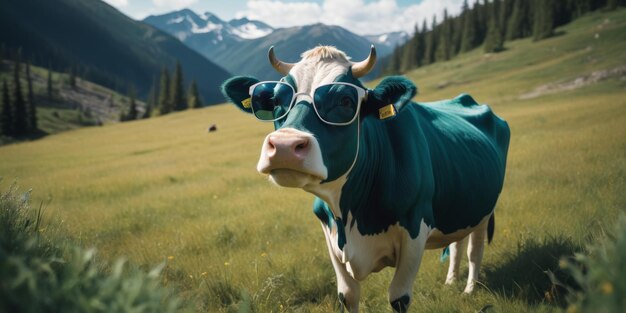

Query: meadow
[[1, 9, 625, 312]]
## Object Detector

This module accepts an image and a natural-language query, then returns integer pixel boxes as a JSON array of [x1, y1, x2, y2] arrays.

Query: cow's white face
[[257, 48, 360, 189], [221, 45, 379, 202]]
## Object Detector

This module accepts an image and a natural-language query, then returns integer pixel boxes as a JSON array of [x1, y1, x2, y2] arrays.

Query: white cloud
[[152, 0, 198, 10], [102, 0, 128, 8], [235, 0, 464, 35], [236, 1, 323, 28]]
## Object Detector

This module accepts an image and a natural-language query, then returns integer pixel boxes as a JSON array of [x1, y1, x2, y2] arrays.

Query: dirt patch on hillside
[[519, 65, 626, 100]]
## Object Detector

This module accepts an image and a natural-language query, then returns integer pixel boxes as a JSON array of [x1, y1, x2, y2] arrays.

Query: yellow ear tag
[[378, 104, 396, 120], [241, 97, 252, 109]]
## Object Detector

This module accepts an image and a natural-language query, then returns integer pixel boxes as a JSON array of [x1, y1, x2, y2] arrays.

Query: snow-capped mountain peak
[[144, 9, 273, 43], [228, 18, 273, 39]]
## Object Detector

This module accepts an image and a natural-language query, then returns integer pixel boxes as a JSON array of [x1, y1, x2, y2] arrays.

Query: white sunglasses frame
[[248, 81, 367, 126]]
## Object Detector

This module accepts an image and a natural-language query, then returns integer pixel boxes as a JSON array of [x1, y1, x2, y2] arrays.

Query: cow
[[221, 45, 510, 312]]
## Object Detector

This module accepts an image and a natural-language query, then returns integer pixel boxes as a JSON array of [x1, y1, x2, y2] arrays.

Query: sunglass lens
[[251, 82, 293, 120], [313, 84, 359, 124]]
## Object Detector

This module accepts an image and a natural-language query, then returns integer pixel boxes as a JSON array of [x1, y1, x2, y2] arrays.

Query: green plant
[[549, 214, 626, 313], [0, 183, 180, 313]]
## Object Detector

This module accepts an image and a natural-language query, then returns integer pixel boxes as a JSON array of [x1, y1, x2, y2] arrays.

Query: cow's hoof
[[338, 292, 347, 312], [390, 294, 410, 313], [463, 284, 476, 294]]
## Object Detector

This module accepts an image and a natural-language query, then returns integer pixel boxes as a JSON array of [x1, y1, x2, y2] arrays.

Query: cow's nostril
[[296, 142, 307, 151], [295, 138, 309, 154]]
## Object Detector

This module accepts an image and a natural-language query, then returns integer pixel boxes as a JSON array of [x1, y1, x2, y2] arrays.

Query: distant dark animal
[[221, 45, 510, 313], [208, 124, 217, 132]]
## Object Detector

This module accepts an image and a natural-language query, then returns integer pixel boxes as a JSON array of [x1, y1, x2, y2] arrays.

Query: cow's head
[[222, 45, 416, 197]]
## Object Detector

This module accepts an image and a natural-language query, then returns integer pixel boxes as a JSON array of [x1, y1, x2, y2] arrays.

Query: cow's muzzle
[[257, 128, 327, 187]]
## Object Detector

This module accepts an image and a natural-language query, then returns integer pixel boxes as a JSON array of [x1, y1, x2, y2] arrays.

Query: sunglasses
[[248, 81, 367, 126]]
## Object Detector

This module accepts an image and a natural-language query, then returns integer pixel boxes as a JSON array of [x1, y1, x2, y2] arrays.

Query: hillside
[[0, 60, 143, 144], [0, 0, 231, 104], [0, 8, 625, 313]]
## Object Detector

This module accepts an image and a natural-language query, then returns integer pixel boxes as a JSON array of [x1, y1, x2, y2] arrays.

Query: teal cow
[[222, 45, 510, 313]]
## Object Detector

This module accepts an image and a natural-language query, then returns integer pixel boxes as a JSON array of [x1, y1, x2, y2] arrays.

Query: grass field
[[1, 9, 625, 313]]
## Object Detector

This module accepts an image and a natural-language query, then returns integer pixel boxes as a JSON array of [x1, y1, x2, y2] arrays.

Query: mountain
[[364, 31, 410, 56], [143, 9, 274, 62], [0, 0, 231, 105], [144, 9, 407, 81], [211, 23, 381, 81]]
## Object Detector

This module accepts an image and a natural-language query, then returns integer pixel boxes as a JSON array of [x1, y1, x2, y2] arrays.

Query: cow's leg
[[464, 221, 488, 293], [332, 259, 360, 313], [388, 227, 428, 313], [322, 227, 360, 312], [445, 237, 467, 285]]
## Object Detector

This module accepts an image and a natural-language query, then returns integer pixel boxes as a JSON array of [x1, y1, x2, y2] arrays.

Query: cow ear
[[221, 76, 260, 113], [363, 76, 417, 119]]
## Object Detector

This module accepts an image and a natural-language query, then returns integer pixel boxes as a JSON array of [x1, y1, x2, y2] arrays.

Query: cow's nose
[[266, 134, 310, 160]]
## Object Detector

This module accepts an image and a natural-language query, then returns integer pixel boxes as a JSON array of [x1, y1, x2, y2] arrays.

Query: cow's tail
[[487, 213, 495, 244]]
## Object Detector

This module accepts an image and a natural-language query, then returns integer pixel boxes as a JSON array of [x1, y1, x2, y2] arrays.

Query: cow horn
[[352, 45, 377, 78], [268, 46, 295, 75]]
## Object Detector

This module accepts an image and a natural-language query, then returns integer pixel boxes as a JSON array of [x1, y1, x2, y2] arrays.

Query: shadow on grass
[[484, 235, 581, 307]]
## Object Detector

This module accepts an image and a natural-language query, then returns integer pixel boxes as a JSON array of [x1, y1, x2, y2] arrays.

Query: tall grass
[[0, 183, 180, 312], [551, 214, 626, 313]]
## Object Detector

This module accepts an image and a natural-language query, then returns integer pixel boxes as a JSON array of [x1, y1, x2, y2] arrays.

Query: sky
[[103, 0, 466, 35]]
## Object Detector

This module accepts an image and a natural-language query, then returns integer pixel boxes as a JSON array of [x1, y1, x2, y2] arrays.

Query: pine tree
[[144, 79, 157, 119], [461, 0, 478, 52], [384, 45, 402, 75], [507, 0, 532, 40], [436, 9, 452, 62], [449, 12, 462, 57], [125, 86, 138, 121], [424, 15, 438, 65], [170, 61, 186, 111], [69, 65, 77, 89], [26, 62, 37, 132], [573, 0, 593, 17], [606, 0, 618, 10], [13, 53, 28, 136], [484, 0, 505, 52], [474, 0, 488, 44], [158, 67, 171, 115], [500, 0, 515, 37], [533, 0, 555, 41], [187, 80, 203, 109], [416, 20, 427, 66], [47, 66, 53, 100], [400, 24, 418, 72], [143, 102, 153, 119], [1, 80, 13, 136]]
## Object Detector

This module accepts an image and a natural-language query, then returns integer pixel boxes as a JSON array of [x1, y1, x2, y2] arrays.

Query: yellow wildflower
[[601, 281, 614, 294], [167, 255, 175, 261]]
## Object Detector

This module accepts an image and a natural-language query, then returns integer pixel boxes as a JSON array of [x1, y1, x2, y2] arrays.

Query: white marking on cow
[[321, 216, 431, 312], [428, 213, 492, 293]]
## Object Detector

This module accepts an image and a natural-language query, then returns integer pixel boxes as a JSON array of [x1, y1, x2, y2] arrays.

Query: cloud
[[102, 0, 128, 8], [235, 0, 465, 35], [236, 1, 323, 28], [152, 0, 198, 10]]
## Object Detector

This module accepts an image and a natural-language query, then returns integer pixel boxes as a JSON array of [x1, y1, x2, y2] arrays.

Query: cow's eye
[[340, 96, 354, 107]]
